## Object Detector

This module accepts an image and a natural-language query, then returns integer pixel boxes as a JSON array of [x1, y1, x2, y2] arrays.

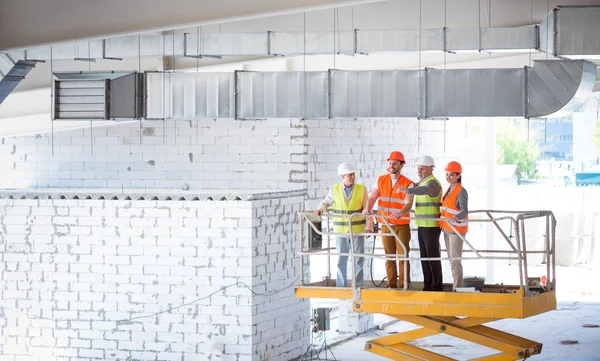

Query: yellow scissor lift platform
[[295, 210, 557, 361]]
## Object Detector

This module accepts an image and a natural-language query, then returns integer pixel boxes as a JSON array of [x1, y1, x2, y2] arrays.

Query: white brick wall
[[0, 193, 308, 361], [0, 118, 463, 196], [0, 119, 306, 191], [250, 196, 310, 361]]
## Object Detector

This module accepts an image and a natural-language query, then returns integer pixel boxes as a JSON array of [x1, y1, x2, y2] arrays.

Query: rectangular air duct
[[55, 60, 595, 120], [235, 71, 328, 119], [145, 72, 234, 119], [0, 57, 37, 106], [539, 6, 600, 59], [52, 72, 142, 120], [8, 6, 600, 62]]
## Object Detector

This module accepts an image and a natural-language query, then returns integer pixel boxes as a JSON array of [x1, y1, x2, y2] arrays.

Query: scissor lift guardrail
[[294, 210, 557, 361]]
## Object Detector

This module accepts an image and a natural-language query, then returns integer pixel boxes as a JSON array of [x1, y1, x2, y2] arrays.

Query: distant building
[[532, 116, 573, 161]]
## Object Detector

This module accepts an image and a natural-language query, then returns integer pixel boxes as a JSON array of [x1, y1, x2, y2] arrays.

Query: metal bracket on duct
[[0, 54, 37, 106], [52, 71, 143, 120], [143, 60, 596, 119]]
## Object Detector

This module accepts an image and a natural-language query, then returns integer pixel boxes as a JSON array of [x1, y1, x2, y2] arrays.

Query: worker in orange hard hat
[[440, 161, 469, 291], [363, 151, 415, 289]]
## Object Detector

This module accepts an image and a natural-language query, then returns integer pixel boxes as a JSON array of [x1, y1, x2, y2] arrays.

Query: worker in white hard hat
[[314, 162, 372, 287], [397, 155, 443, 292]]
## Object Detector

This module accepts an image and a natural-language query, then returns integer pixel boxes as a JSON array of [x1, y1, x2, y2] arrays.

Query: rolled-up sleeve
[[318, 186, 335, 212]]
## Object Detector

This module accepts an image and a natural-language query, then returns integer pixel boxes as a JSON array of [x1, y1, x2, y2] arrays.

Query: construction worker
[[441, 161, 468, 291], [313, 162, 372, 287], [363, 151, 415, 289], [397, 155, 443, 292]]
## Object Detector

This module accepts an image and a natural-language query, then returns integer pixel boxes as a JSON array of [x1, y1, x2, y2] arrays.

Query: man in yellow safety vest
[[313, 162, 373, 287], [397, 155, 443, 292]]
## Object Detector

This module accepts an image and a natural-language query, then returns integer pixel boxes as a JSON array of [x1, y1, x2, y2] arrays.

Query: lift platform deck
[[295, 210, 557, 361]]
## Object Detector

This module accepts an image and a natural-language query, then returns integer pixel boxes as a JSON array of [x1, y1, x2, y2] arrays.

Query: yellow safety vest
[[414, 175, 442, 228], [332, 183, 366, 235]]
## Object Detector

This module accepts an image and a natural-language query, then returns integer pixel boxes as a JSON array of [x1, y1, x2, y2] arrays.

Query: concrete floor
[[305, 264, 600, 361]]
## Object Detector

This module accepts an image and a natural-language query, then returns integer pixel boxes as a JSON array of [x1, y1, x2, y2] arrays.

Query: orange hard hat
[[445, 161, 462, 173], [387, 151, 405, 162]]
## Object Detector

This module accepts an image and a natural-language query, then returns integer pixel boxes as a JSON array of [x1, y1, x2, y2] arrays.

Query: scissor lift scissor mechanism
[[295, 210, 557, 361]]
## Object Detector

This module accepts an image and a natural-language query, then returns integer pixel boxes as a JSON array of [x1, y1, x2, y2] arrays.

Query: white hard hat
[[337, 162, 357, 176], [417, 155, 435, 167]]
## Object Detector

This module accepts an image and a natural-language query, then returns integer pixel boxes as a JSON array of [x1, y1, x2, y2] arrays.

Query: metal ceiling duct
[[538, 5, 600, 60], [52, 72, 143, 120], [0, 55, 37, 106], [145, 72, 234, 119], [140, 60, 595, 120], [4, 5, 600, 61]]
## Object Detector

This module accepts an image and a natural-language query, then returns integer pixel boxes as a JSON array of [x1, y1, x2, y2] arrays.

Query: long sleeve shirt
[[444, 184, 469, 220], [405, 177, 442, 198]]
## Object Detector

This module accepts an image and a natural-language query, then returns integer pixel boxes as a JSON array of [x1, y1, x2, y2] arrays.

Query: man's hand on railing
[[390, 211, 402, 219], [313, 209, 323, 217], [362, 209, 372, 215]]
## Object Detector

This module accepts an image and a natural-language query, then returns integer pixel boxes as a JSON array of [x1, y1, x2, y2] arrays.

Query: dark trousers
[[418, 226, 443, 291]]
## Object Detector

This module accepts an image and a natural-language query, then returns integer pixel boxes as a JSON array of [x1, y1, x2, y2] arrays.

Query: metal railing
[[298, 209, 556, 297]]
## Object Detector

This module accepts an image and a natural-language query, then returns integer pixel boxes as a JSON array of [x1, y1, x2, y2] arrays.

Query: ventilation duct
[[538, 5, 600, 59], [140, 60, 595, 119], [5, 27, 537, 61], [0, 55, 37, 106], [52, 72, 143, 120], [145, 72, 234, 119], [6, 5, 600, 61]]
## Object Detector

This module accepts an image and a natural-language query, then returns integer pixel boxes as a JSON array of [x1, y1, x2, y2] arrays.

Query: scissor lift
[[295, 211, 557, 361]]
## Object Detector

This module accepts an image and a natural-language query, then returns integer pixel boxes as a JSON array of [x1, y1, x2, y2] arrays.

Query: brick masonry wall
[[0, 118, 464, 197], [0, 119, 306, 191], [250, 195, 309, 361], [0, 193, 308, 361]]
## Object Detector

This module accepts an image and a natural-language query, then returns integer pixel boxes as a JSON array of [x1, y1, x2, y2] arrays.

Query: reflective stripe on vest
[[377, 174, 414, 225], [414, 175, 442, 227], [440, 183, 468, 234], [332, 183, 366, 234]]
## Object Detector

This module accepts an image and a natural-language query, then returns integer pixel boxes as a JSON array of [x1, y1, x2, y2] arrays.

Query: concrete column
[[485, 117, 496, 283]]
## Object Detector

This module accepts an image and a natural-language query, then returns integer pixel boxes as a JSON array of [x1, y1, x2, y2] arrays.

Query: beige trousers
[[380, 224, 411, 289], [444, 232, 464, 290]]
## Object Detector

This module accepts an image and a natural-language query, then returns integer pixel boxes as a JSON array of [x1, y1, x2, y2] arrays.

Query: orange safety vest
[[440, 183, 468, 234], [377, 174, 414, 226]]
